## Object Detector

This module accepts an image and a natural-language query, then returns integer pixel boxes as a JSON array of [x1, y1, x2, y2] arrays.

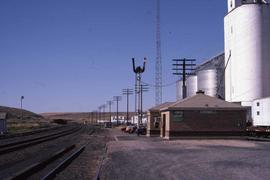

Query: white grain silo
[[186, 75, 198, 97], [197, 69, 218, 97], [176, 80, 183, 100], [224, 0, 270, 106]]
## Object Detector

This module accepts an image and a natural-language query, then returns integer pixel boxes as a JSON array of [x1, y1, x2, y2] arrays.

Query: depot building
[[146, 102, 174, 137], [147, 91, 247, 139]]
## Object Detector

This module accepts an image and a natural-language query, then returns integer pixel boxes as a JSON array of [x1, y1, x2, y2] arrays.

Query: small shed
[[0, 112, 8, 134], [147, 102, 174, 136], [160, 91, 247, 139]]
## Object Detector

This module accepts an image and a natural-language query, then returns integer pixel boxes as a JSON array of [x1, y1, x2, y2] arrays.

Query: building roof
[[161, 93, 246, 111], [148, 102, 174, 112]]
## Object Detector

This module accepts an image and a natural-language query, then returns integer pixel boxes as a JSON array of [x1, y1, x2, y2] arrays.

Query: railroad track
[[4, 144, 85, 180], [2, 127, 96, 180], [0, 125, 82, 155], [0, 125, 69, 140]]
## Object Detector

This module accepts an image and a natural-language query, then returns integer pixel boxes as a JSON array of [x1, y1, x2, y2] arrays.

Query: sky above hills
[[0, 0, 227, 113]]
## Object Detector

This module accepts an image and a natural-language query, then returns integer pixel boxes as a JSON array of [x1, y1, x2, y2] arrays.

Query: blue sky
[[0, 0, 227, 113]]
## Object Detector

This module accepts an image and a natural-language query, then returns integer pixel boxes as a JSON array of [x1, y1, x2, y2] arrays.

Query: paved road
[[100, 129, 270, 180]]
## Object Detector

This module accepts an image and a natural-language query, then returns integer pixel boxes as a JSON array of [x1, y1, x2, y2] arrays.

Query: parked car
[[125, 125, 137, 133], [121, 126, 127, 132], [136, 126, 146, 135], [104, 122, 112, 128]]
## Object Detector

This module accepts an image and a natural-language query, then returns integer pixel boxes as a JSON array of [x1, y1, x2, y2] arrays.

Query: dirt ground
[[100, 128, 270, 180]]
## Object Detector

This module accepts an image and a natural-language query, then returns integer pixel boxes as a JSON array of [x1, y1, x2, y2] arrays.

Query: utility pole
[[140, 84, 149, 124], [98, 106, 102, 122], [20, 96, 24, 120], [172, 58, 196, 99], [122, 88, 133, 125], [89, 111, 93, 124], [107, 100, 113, 123], [113, 96, 121, 125], [102, 104, 106, 121], [132, 57, 146, 126], [95, 110, 98, 124]]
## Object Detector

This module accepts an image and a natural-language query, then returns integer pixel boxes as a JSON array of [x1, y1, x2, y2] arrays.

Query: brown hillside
[[0, 106, 43, 120]]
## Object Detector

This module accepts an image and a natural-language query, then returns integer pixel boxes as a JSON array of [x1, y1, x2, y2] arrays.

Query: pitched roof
[[160, 94, 245, 111], [148, 102, 174, 112]]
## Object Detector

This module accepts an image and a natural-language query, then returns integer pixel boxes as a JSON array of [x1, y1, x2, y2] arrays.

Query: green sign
[[172, 111, 184, 122]]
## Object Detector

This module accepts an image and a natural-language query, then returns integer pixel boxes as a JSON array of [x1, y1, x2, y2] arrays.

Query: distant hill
[[0, 106, 43, 120]]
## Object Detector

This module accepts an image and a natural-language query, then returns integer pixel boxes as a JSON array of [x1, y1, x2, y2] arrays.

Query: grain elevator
[[224, 0, 270, 106]]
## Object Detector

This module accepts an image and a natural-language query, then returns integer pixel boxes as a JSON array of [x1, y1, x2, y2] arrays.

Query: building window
[[257, 102, 260, 106], [257, 111, 260, 116]]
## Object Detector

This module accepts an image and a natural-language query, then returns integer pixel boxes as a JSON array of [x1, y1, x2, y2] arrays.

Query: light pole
[[20, 96, 24, 120], [113, 96, 122, 125], [122, 88, 133, 125]]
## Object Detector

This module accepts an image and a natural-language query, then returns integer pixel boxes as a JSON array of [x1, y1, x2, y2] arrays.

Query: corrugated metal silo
[[176, 80, 183, 100], [197, 69, 218, 97], [186, 75, 197, 97], [224, 1, 270, 105]]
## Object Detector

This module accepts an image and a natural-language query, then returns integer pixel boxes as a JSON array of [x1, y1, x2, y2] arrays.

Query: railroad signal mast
[[172, 58, 196, 99], [132, 57, 146, 126]]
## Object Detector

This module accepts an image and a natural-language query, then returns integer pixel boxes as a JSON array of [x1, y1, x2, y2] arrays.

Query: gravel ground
[[100, 129, 270, 180]]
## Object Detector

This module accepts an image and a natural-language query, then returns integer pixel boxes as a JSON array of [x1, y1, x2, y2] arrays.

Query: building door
[[162, 114, 166, 137]]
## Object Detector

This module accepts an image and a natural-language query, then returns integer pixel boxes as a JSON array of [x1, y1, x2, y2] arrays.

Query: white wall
[[252, 97, 270, 126]]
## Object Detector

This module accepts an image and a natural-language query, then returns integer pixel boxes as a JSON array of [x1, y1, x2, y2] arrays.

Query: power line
[[141, 80, 177, 88]]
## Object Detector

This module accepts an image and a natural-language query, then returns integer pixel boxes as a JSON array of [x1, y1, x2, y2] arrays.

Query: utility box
[[0, 112, 8, 134]]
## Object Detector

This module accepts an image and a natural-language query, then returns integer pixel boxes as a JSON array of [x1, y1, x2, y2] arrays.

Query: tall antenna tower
[[155, 0, 162, 105]]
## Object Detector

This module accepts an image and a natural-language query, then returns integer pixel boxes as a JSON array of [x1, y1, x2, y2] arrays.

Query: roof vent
[[196, 90, 205, 95]]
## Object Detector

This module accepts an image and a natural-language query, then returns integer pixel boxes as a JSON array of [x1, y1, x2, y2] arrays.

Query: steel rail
[[0, 126, 78, 149], [0, 126, 82, 155], [5, 144, 76, 180], [41, 144, 87, 180]]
